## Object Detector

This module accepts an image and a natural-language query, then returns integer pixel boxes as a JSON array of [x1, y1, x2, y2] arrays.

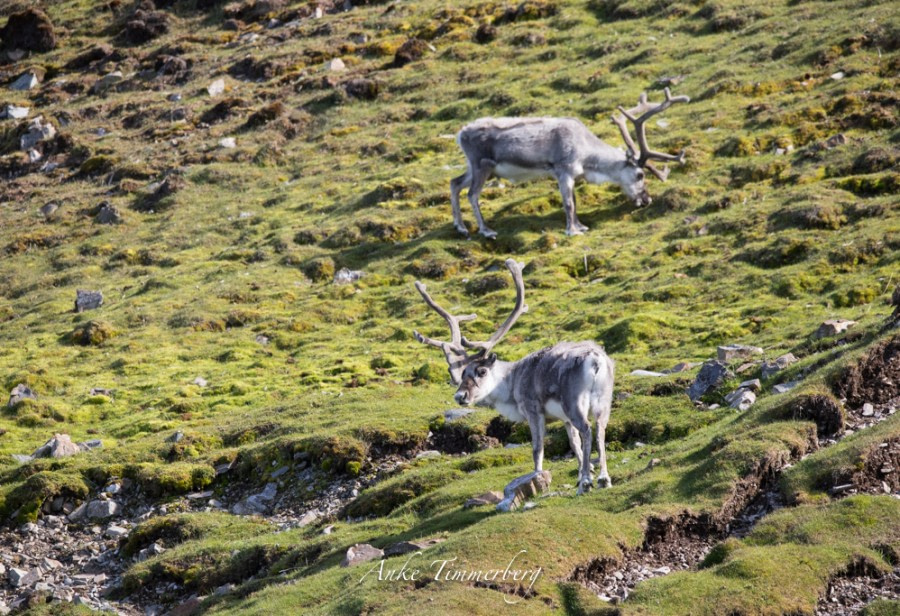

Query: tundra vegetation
[[0, 0, 897, 614]]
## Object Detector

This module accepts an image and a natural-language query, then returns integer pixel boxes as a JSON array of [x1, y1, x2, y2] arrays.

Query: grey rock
[[773, 380, 801, 394], [497, 470, 552, 512], [4, 105, 29, 119], [51, 588, 73, 603], [270, 465, 289, 479], [32, 434, 81, 458], [322, 524, 335, 534], [39, 202, 58, 219], [717, 344, 763, 363], [92, 71, 123, 94], [85, 499, 120, 519], [75, 289, 103, 312], [862, 403, 875, 417], [664, 362, 694, 374], [67, 502, 88, 522], [761, 353, 798, 380], [8, 383, 36, 408], [193, 376, 208, 388], [444, 408, 474, 422], [207, 78, 225, 96], [8, 568, 40, 587], [90, 387, 113, 397], [297, 510, 320, 526], [384, 538, 444, 557], [19, 116, 55, 150], [104, 525, 128, 538], [415, 450, 440, 460], [95, 202, 122, 224], [138, 542, 165, 561], [724, 388, 756, 411], [10, 71, 39, 91], [324, 58, 346, 71], [218, 137, 236, 149], [813, 319, 856, 339], [630, 369, 666, 377], [825, 134, 846, 148], [687, 360, 730, 401], [738, 378, 762, 392], [167, 430, 184, 443], [78, 439, 102, 452], [340, 543, 383, 567], [11, 454, 33, 464], [333, 268, 364, 284], [214, 584, 235, 596]]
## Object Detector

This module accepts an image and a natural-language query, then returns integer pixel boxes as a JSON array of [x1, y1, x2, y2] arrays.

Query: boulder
[[383, 537, 444, 557], [32, 434, 81, 458], [3, 105, 28, 119], [40, 202, 58, 219], [738, 378, 762, 392], [9, 71, 40, 91], [75, 289, 103, 312], [96, 203, 122, 224], [761, 353, 798, 380], [324, 58, 345, 71], [717, 344, 763, 363], [497, 470, 552, 512], [0, 9, 56, 53], [8, 567, 40, 588], [464, 491, 503, 508], [105, 525, 128, 539], [92, 71, 123, 94], [813, 319, 856, 339], [687, 360, 730, 401], [340, 543, 383, 567], [8, 383, 36, 408], [19, 116, 56, 150]]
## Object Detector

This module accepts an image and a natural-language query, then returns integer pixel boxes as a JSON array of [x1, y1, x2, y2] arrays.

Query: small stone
[[85, 499, 121, 519], [630, 369, 666, 377], [830, 71, 845, 80], [8, 383, 37, 408], [95, 202, 122, 224], [193, 376, 208, 387], [825, 134, 846, 148], [75, 289, 103, 312], [522, 501, 538, 510], [104, 525, 128, 538], [333, 268, 364, 284], [322, 525, 335, 535], [717, 344, 763, 363], [10, 71, 39, 91], [218, 137, 236, 149], [167, 430, 184, 443], [646, 458, 662, 470], [207, 78, 225, 96], [735, 362, 758, 374], [137, 542, 165, 561], [92, 71, 123, 94], [883, 481, 891, 494], [214, 584, 235, 596], [497, 470, 552, 512], [687, 360, 730, 401], [341, 543, 383, 567], [270, 465, 289, 478], [20, 522, 38, 533], [464, 491, 504, 508], [814, 319, 857, 339], [761, 353, 798, 380], [186, 490, 213, 499], [324, 58, 346, 71], [297, 510, 320, 526], [665, 362, 693, 374], [4, 105, 29, 119], [415, 450, 440, 460], [862, 403, 874, 417], [773, 381, 801, 394], [383, 538, 444, 557], [32, 434, 81, 458], [738, 378, 762, 392], [444, 408, 474, 422], [725, 388, 756, 411], [19, 116, 56, 150]]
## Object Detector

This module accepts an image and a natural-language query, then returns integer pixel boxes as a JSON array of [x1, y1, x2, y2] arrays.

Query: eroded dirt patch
[[833, 336, 900, 408], [815, 558, 900, 616]]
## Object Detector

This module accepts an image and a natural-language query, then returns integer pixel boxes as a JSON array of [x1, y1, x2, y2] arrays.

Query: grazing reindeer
[[413, 259, 615, 493], [450, 88, 690, 238]]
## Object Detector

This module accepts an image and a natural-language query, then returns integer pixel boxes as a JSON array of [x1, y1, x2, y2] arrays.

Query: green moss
[[832, 285, 879, 308], [302, 258, 336, 282], [68, 320, 117, 346], [125, 462, 215, 497], [1, 470, 89, 523], [345, 465, 464, 517], [122, 512, 270, 558]]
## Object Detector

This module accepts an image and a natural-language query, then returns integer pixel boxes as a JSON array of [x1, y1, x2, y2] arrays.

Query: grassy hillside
[[0, 0, 897, 613]]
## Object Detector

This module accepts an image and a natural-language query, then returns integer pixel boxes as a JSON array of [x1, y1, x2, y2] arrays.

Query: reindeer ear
[[485, 353, 497, 366]]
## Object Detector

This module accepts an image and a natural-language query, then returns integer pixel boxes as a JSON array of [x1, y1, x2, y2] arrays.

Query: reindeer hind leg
[[450, 170, 471, 236], [468, 158, 497, 239]]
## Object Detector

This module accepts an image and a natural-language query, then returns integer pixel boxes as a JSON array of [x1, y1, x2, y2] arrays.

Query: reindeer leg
[[468, 158, 497, 239], [525, 408, 546, 473], [594, 384, 613, 489], [557, 174, 588, 236], [450, 170, 471, 236], [564, 421, 591, 473], [565, 390, 594, 495]]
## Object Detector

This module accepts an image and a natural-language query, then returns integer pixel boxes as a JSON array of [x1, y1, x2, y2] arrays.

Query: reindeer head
[[413, 259, 527, 388], [611, 87, 690, 207]]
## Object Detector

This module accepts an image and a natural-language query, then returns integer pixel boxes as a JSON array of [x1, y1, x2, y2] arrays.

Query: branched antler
[[612, 87, 690, 181], [413, 259, 528, 384]]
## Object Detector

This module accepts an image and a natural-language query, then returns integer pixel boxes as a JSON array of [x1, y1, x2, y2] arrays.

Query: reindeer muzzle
[[454, 391, 471, 406], [635, 191, 652, 207]]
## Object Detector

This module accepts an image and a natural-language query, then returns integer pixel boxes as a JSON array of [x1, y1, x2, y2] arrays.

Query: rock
[[825, 134, 846, 149], [736, 362, 758, 374], [344, 78, 379, 100], [19, 116, 56, 150], [104, 525, 128, 539], [324, 58, 346, 71], [20, 522, 38, 533], [862, 403, 874, 417], [207, 78, 226, 96], [96, 202, 122, 224], [687, 360, 730, 401], [630, 370, 666, 377], [3, 105, 29, 119], [333, 268, 363, 284], [384, 538, 445, 557], [75, 289, 103, 312], [646, 458, 661, 470], [761, 353, 798, 380], [341, 543, 384, 567], [167, 430, 184, 443], [11, 454, 33, 464], [137, 542, 165, 561], [830, 71, 845, 80], [8, 383, 36, 407], [724, 388, 756, 411], [32, 434, 81, 458], [85, 499, 121, 519], [234, 483, 277, 514], [92, 71, 123, 94], [415, 450, 440, 460], [215, 583, 235, 596], [444, 408, 474, 422], [193, 376, 208, 387], [464, 492, 504, 509], [297, 510, 320, 526], [218, 137, 236, 149], [393, 38, 429, 68], [738, 378, 762, 392], [665, 362, 694, 374], [717, 344, 764, 363], [8, 568, 40, 587], [813, 319, 857, 339], [67, 502, 88, 522], [497, 470, 552, 512], [1, 9, 56, 53], [270, 465, 289, 478], [773, 381, 801, 394], [9, 71, 39, 91], [79, 439, 102, 452]]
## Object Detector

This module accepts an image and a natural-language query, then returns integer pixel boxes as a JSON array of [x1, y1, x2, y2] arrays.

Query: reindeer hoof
[[597, 475, 612, 489], [576, 478, 593, 495], [480, 227, 498, 239], [454, 224, 470, 237]]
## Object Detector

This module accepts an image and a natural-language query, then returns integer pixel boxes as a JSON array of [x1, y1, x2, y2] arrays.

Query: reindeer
[[449, 88, 690, 238], [413, 259, 615, 494]]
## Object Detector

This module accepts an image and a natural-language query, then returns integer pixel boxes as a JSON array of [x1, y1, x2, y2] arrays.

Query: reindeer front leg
[[525, 406, 545, 472], [557, 174, 588, 236]]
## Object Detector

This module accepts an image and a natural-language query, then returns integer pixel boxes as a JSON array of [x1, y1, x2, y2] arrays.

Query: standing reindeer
[[450, 88, 690, 238], [413, 259, 615, 493]]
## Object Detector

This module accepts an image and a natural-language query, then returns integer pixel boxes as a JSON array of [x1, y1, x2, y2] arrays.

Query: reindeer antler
[[460, 259, 528, 355], [612, 87, 690, 181], [413, 259, 528, 384]]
